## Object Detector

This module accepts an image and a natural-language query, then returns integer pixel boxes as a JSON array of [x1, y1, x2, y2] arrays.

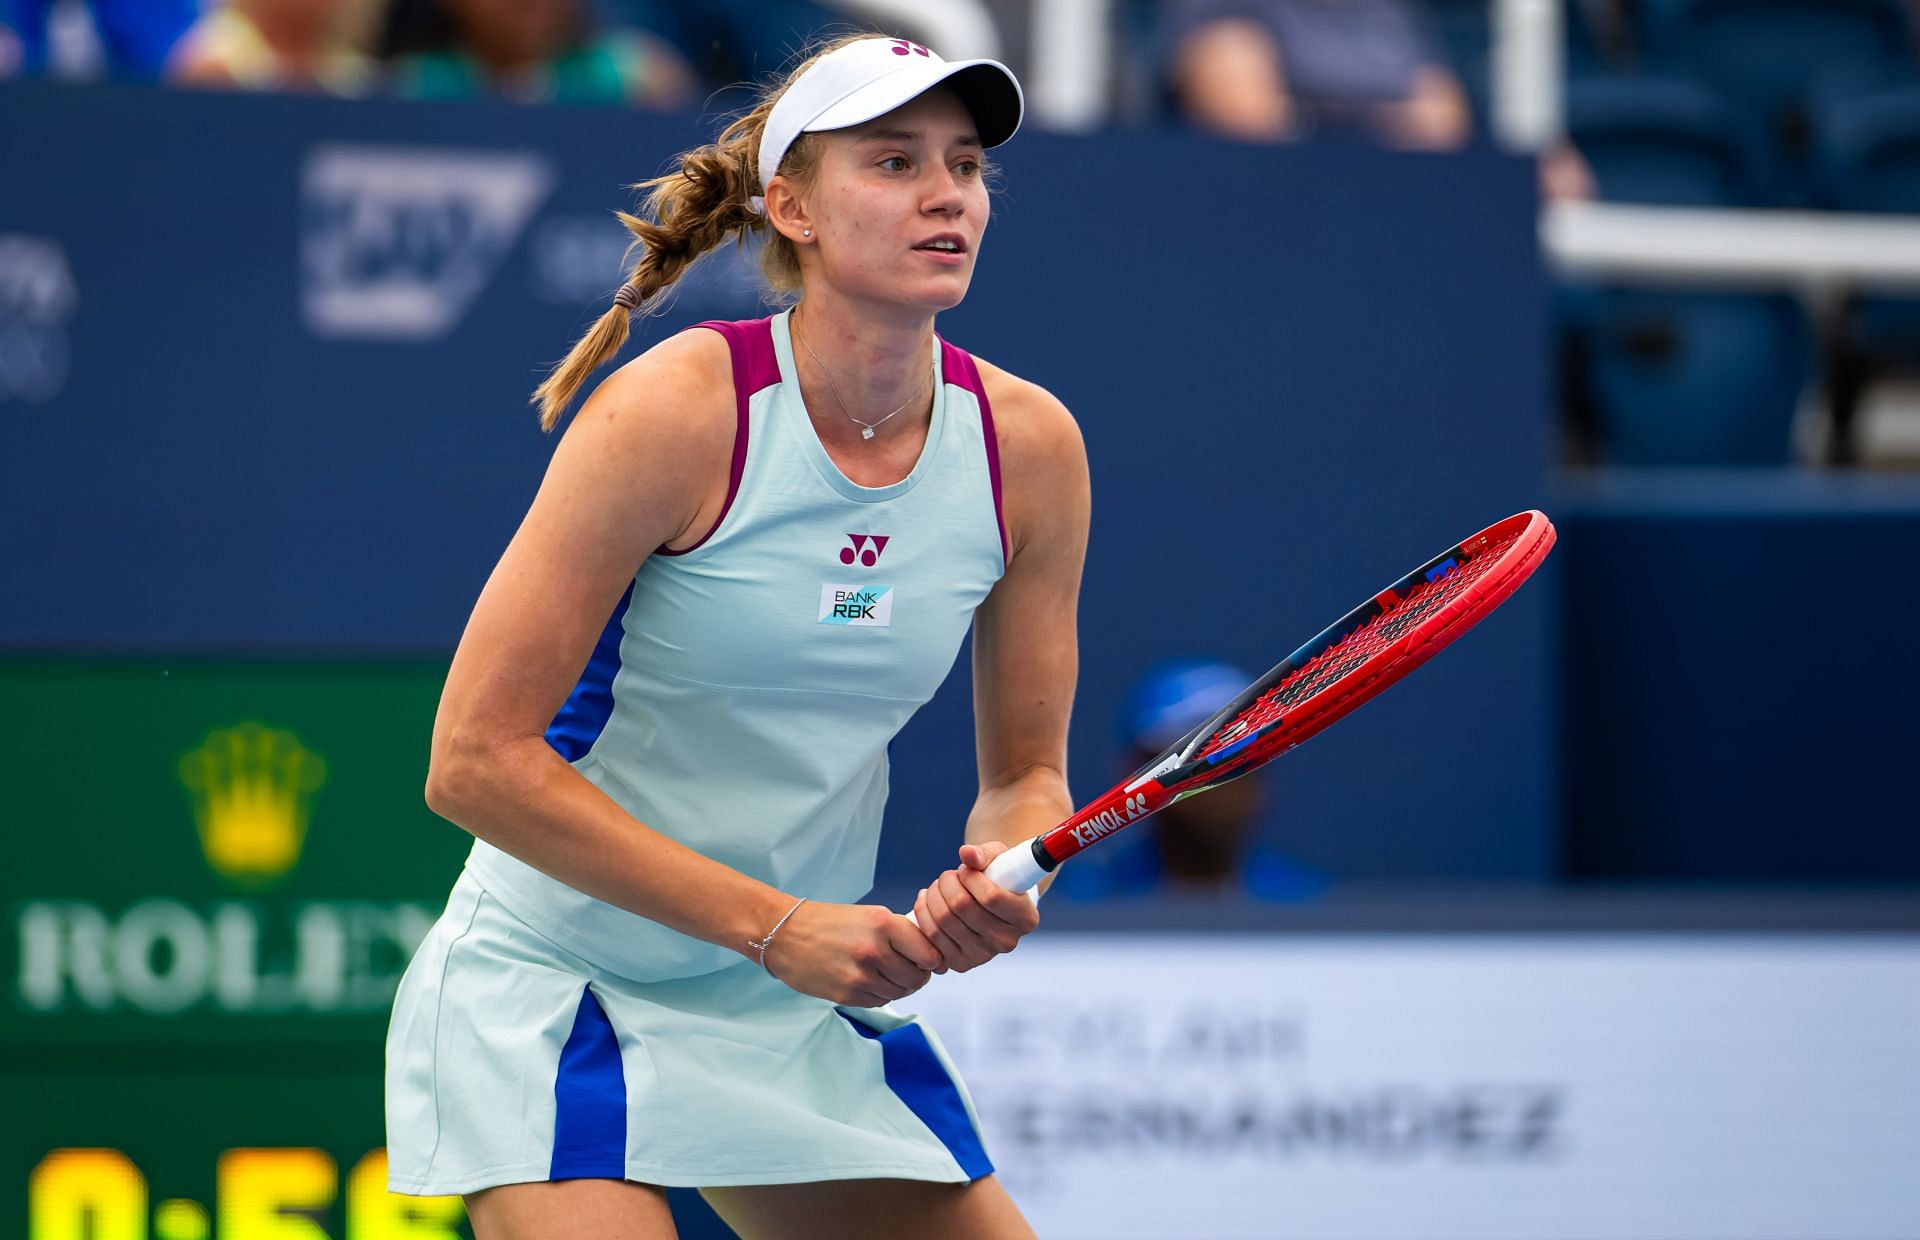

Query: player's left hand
[[914, 841, 1041, 973]]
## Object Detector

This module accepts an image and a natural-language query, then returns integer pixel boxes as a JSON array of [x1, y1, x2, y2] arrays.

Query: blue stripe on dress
[[544, 583, 635, 761], [842, 1015, 994, 1180], [550, 986, 626, 1180]]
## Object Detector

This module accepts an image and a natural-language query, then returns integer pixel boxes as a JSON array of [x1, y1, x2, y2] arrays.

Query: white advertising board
[[901, 935, 1920, 1240]]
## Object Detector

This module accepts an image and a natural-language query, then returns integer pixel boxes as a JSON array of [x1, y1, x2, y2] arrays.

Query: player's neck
[[790, 297, 936, 429]]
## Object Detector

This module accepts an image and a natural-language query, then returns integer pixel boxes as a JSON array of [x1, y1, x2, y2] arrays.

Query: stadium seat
[[1809, 77, 1920, 461], [1425, 0, 1610, 76], [1561, 286, 1812, 465], [1565, 74, 1765, 206], [1636, 0, 1915, 201], [1816, 76, 1920, 212], [1427, 0, 1613, 127], [1557, 78, 1802, 466]]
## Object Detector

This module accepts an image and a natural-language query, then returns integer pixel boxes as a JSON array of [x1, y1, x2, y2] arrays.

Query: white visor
[[753, 37, 1024, 210]]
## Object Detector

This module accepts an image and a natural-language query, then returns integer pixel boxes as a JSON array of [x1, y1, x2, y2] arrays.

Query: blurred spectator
[[1165, 0, 1472, 150], [590, 0, 998, 115], [1542, 141, 1597, 202], [382, 0, 695, 108], [3, 0, 197, 79], [166, 0, 379, 96], [1051, 659, 1329, 902], [596, 0, 840, 111]]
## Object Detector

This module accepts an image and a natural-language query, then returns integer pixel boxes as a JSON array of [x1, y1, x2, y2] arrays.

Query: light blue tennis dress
[[386, 310, 1010, 1195]]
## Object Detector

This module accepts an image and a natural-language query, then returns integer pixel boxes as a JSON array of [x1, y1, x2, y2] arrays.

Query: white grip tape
[[982, 838, 1049, 894]]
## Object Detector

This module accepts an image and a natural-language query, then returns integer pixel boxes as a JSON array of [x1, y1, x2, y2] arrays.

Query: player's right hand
[[761, 901, 942, 1007]]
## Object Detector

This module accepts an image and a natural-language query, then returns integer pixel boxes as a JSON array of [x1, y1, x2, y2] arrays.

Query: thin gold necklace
[[794, 312, 933, 441]]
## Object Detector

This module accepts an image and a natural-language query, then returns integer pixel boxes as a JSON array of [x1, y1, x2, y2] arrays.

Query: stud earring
[[802, 229, 812, 237]]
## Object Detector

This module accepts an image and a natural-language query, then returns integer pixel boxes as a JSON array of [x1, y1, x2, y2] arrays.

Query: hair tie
[[613, 285, 640, 310]]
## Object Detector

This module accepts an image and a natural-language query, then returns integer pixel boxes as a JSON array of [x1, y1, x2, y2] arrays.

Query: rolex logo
[[178, 723, 327, 888]]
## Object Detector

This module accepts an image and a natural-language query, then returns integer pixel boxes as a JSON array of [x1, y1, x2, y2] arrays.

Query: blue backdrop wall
[[0, 81, 1554, 885], [1558, 472, 1920, 884]]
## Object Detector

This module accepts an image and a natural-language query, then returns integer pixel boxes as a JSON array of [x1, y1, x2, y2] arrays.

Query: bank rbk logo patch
[[819, 584, 893, 627], [840, 534, 890, 567]]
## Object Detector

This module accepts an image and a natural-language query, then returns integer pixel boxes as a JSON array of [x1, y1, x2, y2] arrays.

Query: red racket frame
[[1027, 510, 1556, 873]]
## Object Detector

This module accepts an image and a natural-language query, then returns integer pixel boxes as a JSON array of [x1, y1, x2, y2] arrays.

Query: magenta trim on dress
[[941, 339, 1008, 569], [660, 319, 773, 555]]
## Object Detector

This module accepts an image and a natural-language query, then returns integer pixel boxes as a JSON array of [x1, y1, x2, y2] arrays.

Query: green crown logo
[[178, 723, 327, 887]]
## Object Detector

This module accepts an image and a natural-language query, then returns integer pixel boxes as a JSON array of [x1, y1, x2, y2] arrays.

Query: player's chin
[[901, 270, 974, 313]]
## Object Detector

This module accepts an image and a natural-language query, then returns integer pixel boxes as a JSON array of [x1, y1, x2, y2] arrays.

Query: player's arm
[[426, 330, 939, 1005], [914, 368, 1090, 971]]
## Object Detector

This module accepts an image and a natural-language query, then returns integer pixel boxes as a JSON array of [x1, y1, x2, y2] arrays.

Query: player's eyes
[[878, 156, 909, 172], [953, 159, 981, 178]]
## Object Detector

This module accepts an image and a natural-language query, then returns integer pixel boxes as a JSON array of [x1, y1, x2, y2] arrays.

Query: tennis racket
[[980, 509, 1557, 895]]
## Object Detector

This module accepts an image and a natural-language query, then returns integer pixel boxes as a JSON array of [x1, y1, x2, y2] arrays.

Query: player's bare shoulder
[[971, 356, 1089, 562], [546, 326, 737, 549], [972, 356, 1085, 468], [567, 325, 735, 457]]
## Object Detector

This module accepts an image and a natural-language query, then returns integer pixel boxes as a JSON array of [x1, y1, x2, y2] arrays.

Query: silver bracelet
[[747, 896, 808, 974]]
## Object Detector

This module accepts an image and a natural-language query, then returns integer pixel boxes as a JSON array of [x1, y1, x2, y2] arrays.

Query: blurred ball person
[[383, 0, 695, 108], [1052, 659, 1329, 901], [388, 32, 1083, 1238], [165, 0, 379, 96], [1165, 0, 1472, 151]]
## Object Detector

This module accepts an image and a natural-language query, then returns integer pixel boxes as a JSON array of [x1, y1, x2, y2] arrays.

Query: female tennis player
[[385, 33, 1088, 1240]]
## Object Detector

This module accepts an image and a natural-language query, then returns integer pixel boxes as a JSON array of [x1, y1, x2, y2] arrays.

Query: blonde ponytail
[[531, 33, 873, 431]]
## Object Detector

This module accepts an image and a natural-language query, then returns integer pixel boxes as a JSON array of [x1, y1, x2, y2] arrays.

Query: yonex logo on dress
[[839, 534, 890, 567]]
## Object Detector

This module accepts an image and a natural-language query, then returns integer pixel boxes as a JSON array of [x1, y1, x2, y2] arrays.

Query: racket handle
[[904, 838, 1049, 927], [982, 836, 1050, 894]]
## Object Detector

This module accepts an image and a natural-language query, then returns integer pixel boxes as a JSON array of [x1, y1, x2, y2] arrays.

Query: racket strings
[[1198, 527, 1523, 756]]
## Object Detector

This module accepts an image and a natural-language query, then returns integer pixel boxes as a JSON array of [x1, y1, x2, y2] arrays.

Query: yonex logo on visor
[[749, 37, 1025, 213]]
